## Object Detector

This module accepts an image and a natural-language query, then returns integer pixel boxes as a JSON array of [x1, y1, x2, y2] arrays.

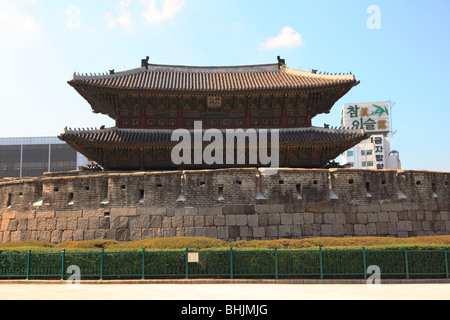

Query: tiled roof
[[69, 63, 357, 93], [59, 127, 367, 147]]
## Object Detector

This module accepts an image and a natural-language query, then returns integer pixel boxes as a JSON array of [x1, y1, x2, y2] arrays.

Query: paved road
[[0, 283, 449, 300]]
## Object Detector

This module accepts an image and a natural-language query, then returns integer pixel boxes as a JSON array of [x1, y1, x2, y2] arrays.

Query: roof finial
[[277, 56, 286, 69], [141, 56, 150, 70]]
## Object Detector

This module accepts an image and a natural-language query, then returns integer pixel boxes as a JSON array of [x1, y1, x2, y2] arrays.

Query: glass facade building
[[0, 137, 88, 179]]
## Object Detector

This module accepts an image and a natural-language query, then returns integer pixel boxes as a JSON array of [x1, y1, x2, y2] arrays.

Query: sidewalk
[[0, 280, 449, 300]]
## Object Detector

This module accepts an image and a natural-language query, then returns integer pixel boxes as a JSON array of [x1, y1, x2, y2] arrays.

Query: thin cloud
[[105, 0, 135, 29], [140, 0, 185, 25], [0, 2, 39, 38], [261, 27, 303, 50]]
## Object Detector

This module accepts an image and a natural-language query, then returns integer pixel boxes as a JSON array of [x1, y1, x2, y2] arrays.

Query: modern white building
[[0, 136, 88, 179], [341, 101, 401, 170]]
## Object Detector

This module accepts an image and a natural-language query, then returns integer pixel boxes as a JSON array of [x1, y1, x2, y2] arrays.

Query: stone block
[[407, 211, 417, 221], [258, 214, 268, 227], [193, 216, 204, 227], [268, 214, 280, 226], [116, 229, 130, 241], [377, 212, 390, 223], [389, 212, 399, 223], [356, 213, 368, 224], [304, 212, 314, 224], [323, 213, 335, 224], [111, 208, 137, 217], [335, 213, 346, 225], [398, 211, 408, 221], [82, 209, 104, 217], [150, 216, 162, 228], [83, 230, 95, 240], [397, 221, 413, 232], [366, 223, 377, 235], [247, 215, 259, 227], [51, 230, 62, 243], [62, 230, 73, 241], [236, 215, 248, 226], [284, 203, 306, 213], [314, 213, 323, 224], [205, 216, 214, 227], [183, 216, 194, 227], [217, 227, 228, 239], [184, 227, 195, 237], [252, 227, 265, 238], [345, 212, 357, 224], [206, 227, 217, 238], [36, 211, 55, 219], [402, 202, 419, 211], [321, 224, 333, 236], [73, 230, 84, 241], [99, 217, 110, 229], [354, 224, 367, 236], [334, 203, 357, 214], [240, 226, 252, 238], [226, 215, 236, 226], [281, 213, 293, 225], [199, 207, 223, 216], [162, 216, 172, 228], [77, 218, 88, 230], [16, 211, 36, 219], [266, 226, 278, 237], [136, 207, 165, 216], [255, 204, 285, 214], [214, 215, 226, 226], [95, 229, 107, 240], [302, 225, 312, 236], [291, 225, 302, 237], [172, 216, 183, 228], [376, 223, 389, 235], [194, 227, 206, 237], [292, 213, 304, 225], [17, 219, 28, 231], [380, 203, 403, 212], [357, 204, 380, 213], [223, 205, 254, 215], [55, 210, 82, 218], [66, 218, 77, 230], [88, 217, 100, 230], [10, 231, 21, 243], [367, 213, 378, 223], [105, 229, 116, 240], [312, 224, 321, 236], [412, 221, 423, 231], [332, 224, 344, 236], [161, 228, 177, 238], [278, 225, 291, 238], [306, 203, 334, 213], [388, 222, 397, 235]]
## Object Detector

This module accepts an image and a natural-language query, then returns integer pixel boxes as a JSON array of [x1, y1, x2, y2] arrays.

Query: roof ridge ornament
[[277, 56, 286, 69], [141, 56, 150, 70]]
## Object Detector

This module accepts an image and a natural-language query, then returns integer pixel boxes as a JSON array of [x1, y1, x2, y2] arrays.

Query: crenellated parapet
[[1, 168, 449, 243]]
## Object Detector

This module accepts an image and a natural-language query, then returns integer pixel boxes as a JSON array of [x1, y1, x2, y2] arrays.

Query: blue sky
[[0, 0, 449, 172]]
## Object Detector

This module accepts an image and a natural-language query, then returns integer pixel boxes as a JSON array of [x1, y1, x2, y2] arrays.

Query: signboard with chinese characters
[[207, 96, 222, 109], [372, 134, 387, 170], [341, 102, 390, 133]]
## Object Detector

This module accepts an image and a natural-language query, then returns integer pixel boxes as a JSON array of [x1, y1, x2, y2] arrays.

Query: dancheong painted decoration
[[59, 57, 368, 170]]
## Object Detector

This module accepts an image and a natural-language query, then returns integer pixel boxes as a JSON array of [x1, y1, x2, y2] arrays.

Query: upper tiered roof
[[69, 63, 357, 93]]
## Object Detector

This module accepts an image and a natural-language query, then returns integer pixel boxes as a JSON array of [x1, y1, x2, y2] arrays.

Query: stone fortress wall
[[0, 168, 449, 243]]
